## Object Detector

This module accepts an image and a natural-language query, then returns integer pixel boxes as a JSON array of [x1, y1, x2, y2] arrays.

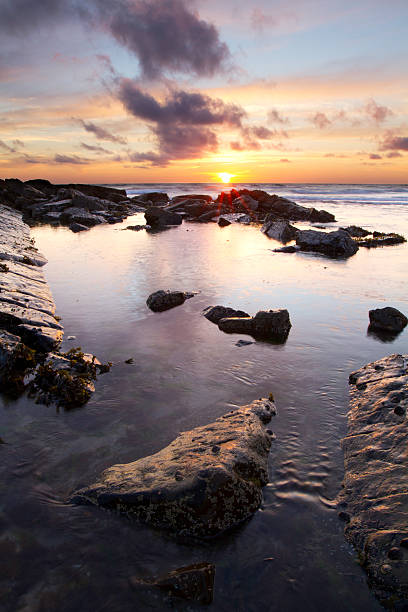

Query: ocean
[[1, 183, 407, 611]]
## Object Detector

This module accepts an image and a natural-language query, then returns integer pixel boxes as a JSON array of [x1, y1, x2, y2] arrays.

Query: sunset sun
[[218, 172, 235, 183]]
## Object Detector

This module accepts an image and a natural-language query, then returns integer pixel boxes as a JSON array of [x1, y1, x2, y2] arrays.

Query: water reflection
[[1, 202, 407, 611]]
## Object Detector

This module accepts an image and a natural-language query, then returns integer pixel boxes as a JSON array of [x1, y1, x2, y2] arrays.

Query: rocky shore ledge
[[71, 397, 277, 539], [0, 204, 109, 407], [340, 354, 408, 608]]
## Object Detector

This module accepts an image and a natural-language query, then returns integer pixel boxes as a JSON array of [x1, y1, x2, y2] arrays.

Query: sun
[[218, 172, 235, 184]]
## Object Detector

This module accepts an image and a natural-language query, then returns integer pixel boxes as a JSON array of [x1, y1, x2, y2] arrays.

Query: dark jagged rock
[[261, 218, 298, 242], [217, 213, 251, 225], [356, 232, 406, 248], [145, 206, 183, 227], [341, 354, 408, 607], [341, 225, 371, 238], [171, 194, 213, 204], [202, 305, 250, 324], [70, 397, 276, 538], [137, 192, 169, 204], [273, 245, 299, 253], [69, 222, 90, 233], [0, 329, 36, 396], [129, 562, 215, 605], [369, 307, 408, 333], [218, 309, 292, 341], [296, 229, 359, 258], [218, 216, 231, 227], [146, 290, 194, 312]]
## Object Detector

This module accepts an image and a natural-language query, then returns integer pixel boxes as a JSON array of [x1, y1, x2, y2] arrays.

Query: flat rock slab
[[341, 354, 408, 606], [71, 398, 277, 538]]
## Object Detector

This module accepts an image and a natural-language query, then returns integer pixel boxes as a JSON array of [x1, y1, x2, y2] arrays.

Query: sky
[[0, 0, 407, 184]]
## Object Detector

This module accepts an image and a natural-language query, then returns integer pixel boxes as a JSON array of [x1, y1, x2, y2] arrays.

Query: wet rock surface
[[71, 397, 277, 538], [296, 229, 359, 258], [0, 205, 109, 406], [218, 309, 292, 342], [202, 305, 250, 324], [261, 218, 299, 242], [146, 290, 195, 312], [341, 354, 408, 607], [369, 307, 408, 333]]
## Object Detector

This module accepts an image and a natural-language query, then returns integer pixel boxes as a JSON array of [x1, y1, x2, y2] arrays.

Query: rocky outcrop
[[356, 232, 406, 248], [369, 307, 408, 333], [217, 213, 251, 225], [218, 309, 292, 342], [146, 290, 194, 312], [261, 218, 299, 242], [341, 225, 371, 238], [340, 355, 408, 608], [0, 179, 139, 231], [296, 229, 359, 258], [202, 305, 250, 324], [0, 205, 109, 406], [70, 397, 277, 538]]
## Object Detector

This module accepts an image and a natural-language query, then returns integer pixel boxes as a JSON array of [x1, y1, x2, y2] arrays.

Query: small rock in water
[[368, 306, 408, 333], [146, 290, 195, 312], [125, 358, 134, 364], [67, 335, 76, 341], [129, 562, 215, 605], [202, 305, 250, 324], [235, 339, 254, 347]]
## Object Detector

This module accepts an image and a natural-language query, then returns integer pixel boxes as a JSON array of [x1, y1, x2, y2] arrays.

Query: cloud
[[250, 8, 277, 32], [280, 158, 290, 162], [54, 154, 89, 164], [386, 151, 402, 158], [267, 109, 289, 124], [379, 132, 408, 151], [2, 0, 230, 80], [0, 139, 16, 153], [96, 0, 230, 78], [78, 119, 127, 144], [118, 80, 245, 127], [364, 98, 393, 124], [80, 141, 112, 154], [369, 153, 382, 160], [119, 80, 251, 165], [311, 112, 331, 129]]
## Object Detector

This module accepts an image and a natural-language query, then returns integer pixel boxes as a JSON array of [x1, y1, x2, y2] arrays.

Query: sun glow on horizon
[[218, 172, 235, 183]]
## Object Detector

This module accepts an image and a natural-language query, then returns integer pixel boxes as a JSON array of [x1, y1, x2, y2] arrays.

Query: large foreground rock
[[341, 355, 408, 607], [218, 309, 292, 342], [144, 206, 183, 227], [296, 229, 359, 258], [71, 397, 277, 538], [261, 218, 298, 242], [369, 307, 408, 333]]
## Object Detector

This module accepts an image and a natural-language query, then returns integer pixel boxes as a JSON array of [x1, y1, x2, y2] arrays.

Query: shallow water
[[1, 185, 407, 611]]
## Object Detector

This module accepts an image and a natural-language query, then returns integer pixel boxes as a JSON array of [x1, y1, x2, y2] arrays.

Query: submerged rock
[[369, 307, 408, 333], [273, 245, 299, 254], [341, 354, 408, 606], [218, 309, 292, 342], [146, 290, 194, 312], [202, 305, 250, 324], [129, 562, 215, 605], [296, 229, 359, 258], [71, 397, 277, 538]]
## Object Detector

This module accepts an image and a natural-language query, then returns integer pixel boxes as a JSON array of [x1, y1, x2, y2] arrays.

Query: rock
[[171, 194, 213, 204], [70, 397, 276, 538], [369, 307, 408, 333], [218, 216, 231, 227], [231, 194, 259, 212], [261, 218, 298, 242], [71, 191, 111, 211], [129, 562, 215, 605], [124, 225, 146, 231], [197, 209, 220, 222], [202, 305, 250, 324], [296, 229, 359, 258], [0, 329, 36, 395], [144, 206, 183, 227], [218, 309, 292, 341], [17, 324, 63, 352], [341, 225, 371, 238], [69, 222, 90, 233], [217, 213, 251, 224], [146, 290, 194, 312], [273, 245, 299, 253], [357, 232, 406, 248], [341, 354, 408, 605], [60, 208, 104, 227], [138, 192, 169, 205], [235, 339, 254, 347]]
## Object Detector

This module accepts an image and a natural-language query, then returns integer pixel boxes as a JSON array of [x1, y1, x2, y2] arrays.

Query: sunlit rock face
[[71, 397, 277, 539], [341, 354, 408, 606]]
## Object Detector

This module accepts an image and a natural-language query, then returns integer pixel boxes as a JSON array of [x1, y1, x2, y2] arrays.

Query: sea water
[[0, 184, 407, 611]]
